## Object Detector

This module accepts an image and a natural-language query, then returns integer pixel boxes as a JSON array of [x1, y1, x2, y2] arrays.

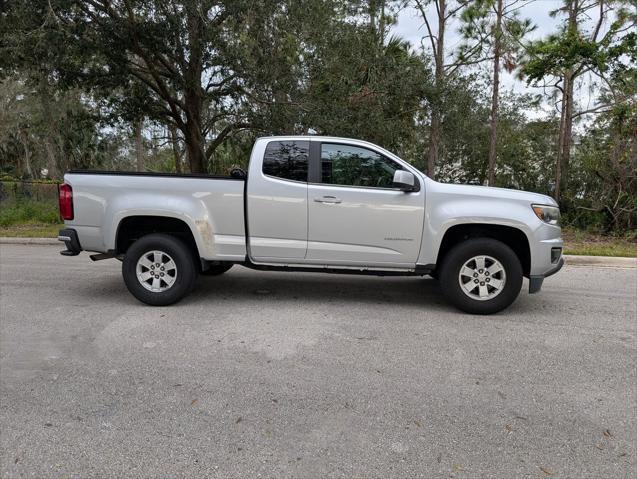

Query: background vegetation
[[0, 0, 635, 238]]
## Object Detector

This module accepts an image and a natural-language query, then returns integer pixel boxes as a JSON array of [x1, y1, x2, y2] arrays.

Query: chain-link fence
[[0, 181, 59, 203]]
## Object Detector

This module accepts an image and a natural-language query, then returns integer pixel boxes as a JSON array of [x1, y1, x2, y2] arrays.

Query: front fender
[[418, 194, 537, 266]]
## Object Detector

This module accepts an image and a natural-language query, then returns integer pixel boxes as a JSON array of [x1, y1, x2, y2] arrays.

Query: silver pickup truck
[[58, 136, 564, 314]]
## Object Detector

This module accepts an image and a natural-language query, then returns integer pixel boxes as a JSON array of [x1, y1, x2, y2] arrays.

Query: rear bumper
[[528, 257, 564, 294], [58, 228, 82, 256]]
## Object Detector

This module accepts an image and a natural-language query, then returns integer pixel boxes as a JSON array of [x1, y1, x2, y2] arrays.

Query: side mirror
[[393, 170, 418, 192]]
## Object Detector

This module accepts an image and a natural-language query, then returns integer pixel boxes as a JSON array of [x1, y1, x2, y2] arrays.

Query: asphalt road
[[1, 244, 635, 478]]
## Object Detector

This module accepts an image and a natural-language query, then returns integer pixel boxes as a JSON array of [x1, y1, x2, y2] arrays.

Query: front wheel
[[439, 238, 523, 314], [122, 233, 197, 306]]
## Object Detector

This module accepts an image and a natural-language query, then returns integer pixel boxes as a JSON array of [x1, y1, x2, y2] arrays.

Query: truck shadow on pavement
[[188, 266, 531, 314], [192, 269, 445, 307], [69, 264, 533, 315]]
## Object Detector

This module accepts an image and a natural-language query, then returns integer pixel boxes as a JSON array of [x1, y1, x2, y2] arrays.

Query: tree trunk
[[183, 4, 206, 174], [38, 75, 59, 179], [183, 98, 206, 174], [554, 88, 566, 202], [370, 0, 377, 37], [369, 0, 387, 46], [134, 119, 144, 172], [487, 0, 503, 186], [428, 113, 441, 178], [378, 0, 386, 46], [44, 139, 57, 179], [20, 132, 33, 179], [169, 125, 183, 174], [560, 71, 574, 198], [427, 0, 446, 179], [554, 0, 579, 203], [184, 128, 205, 174]]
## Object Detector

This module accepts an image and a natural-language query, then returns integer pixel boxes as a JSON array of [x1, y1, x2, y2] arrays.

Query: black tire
[[200, 263, 233, 276], [439, 238, 523, 315], [122, 233, 197, 306]]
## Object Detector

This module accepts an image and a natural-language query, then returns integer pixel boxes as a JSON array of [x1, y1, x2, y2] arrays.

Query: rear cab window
[[262, 140, 309, 182]]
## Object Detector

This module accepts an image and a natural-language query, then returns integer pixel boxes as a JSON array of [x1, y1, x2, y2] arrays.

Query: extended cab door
[[306, 141, 425, 267], [246, 139, 308, 260]]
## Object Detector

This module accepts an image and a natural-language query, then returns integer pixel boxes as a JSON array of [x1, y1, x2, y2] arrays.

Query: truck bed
[[63, 170, 247, 261]]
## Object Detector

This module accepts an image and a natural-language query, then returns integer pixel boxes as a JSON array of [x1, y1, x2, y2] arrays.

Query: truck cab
[[246, 137, 425, 268]]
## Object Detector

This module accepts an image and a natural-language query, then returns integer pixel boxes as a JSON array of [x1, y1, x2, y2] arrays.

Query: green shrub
[[0, 200, 60, 226]]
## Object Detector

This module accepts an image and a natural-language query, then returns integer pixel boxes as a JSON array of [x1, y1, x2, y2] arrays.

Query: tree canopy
[[1, 0, 635, 232]]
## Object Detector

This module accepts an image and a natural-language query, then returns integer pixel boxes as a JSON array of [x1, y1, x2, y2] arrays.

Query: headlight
[[532, 204, 560, 225]]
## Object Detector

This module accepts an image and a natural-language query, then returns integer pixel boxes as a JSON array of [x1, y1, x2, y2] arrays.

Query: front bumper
[[528, 256, 564, 293], [58, 228, 82, 256], [527, 219, 564, 293]]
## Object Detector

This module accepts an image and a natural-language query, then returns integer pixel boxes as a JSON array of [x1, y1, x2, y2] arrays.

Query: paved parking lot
[[1, 244, 636, 478]]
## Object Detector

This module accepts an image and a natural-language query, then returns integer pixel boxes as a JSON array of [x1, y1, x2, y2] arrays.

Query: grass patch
[[0, 200, 60, 226], [562, 228, 637, 257], [0, 200, 62, 238], [0, 223, 63, 238]]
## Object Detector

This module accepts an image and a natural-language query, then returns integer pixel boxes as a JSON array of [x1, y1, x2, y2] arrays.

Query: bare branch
[[204, 122, 250, 159], [445, 54, 494, 76], [413, 0, 438, 58], [446, 1, 468, 20], [591, 0, 605, 41], [572, 105, 614, 118]]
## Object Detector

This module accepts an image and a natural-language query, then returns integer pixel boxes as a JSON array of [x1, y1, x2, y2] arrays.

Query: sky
[[394, 0, 563, 49], [391, 0, 608, 119]]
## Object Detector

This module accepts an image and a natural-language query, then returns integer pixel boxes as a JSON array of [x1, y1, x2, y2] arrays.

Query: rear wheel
[[439, 238, 523, 314], [122, 233, 197, 306]]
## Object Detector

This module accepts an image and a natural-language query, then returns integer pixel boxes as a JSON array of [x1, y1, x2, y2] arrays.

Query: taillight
[[59, 183, 74, 220]]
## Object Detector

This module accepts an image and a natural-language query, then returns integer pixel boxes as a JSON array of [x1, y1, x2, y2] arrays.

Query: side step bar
[[89, 251, 120, 261]]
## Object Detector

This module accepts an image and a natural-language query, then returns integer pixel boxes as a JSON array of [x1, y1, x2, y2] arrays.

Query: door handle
[[314, 196, 342, 204]]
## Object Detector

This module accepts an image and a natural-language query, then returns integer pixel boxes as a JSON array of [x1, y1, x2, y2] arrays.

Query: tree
[[236, 0, 429, 162], [413, 0, 449, 178], [0, 76, 126, 177], [457, 0, 534, 185], [493, 93, 558, 193], [2, 0, 269, 174], [487, 0, 505, 186], [302, 27, 429, 162], [412, 0, 493, 179], [569, 41, 637, 231], [574, 101, 636, 231], [522, 0, 635, 202]]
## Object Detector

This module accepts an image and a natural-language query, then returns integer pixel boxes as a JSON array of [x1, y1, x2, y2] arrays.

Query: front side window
[[262, 140, 309, 182], [320, 143, 401, 188]]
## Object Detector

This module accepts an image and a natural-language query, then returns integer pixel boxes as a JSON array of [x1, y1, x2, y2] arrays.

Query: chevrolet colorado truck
[[58, 136, 564, 314]]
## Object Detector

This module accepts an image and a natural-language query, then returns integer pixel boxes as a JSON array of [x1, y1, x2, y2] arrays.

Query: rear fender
[[106, 195, 212, 258]]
